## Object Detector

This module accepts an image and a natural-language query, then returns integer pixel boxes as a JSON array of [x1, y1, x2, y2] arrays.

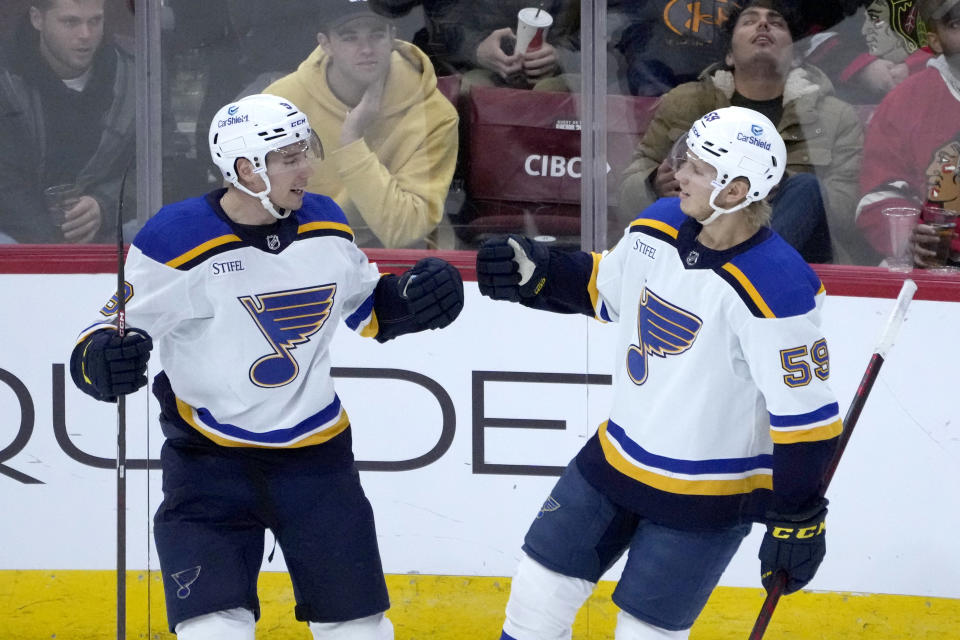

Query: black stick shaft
[[747, 279, 916, 640], [115, 168, 129, 640]]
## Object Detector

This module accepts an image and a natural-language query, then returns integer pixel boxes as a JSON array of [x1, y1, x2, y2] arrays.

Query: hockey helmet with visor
[[672, 106, 786, 225], [209, 94, 323, 219]]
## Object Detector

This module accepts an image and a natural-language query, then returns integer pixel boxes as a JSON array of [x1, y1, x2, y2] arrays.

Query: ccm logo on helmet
[[217, 114, 250, 128], [290, 118, 306, 128], [736, 131, 772, 150]]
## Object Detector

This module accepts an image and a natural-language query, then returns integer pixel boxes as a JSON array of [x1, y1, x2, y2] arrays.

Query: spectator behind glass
[[367, 0, 464, 75], [618, 0, 869, 265], [263, 0, 458, 249], [370, 0, 580, 91], [856, 0, 960, 269], [162, 0, 319, 199], [0, 0, 135, 244], [803, 0, 933, 104], [465, 0, 580, 92], [617, 0, 743, 97]]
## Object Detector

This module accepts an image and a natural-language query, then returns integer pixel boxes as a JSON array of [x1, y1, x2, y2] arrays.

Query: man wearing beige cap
[[265, 0, 458, 249], [856, 0, 960, 268]]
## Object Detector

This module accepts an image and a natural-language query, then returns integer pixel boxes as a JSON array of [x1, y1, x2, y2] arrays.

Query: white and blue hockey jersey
[[76, 190, 383, 449], [567, 198, 842, 527]]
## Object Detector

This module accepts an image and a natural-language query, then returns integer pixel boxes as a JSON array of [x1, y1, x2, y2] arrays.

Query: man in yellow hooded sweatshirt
[[265, 0, 458, 249]]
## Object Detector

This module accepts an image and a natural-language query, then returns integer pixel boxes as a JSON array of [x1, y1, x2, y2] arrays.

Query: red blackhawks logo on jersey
[[926, 139, 960, 214]]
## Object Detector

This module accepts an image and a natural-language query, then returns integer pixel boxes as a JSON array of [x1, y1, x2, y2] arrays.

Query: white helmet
[[683, 106, 786, 225], [209, 94, 322, 219]]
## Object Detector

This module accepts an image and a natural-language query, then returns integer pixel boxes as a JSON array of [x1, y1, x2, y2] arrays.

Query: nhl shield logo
[[267, 234, 281, 250]]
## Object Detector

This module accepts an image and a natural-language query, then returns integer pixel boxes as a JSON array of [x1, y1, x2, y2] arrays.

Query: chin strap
[[700, 183, 753, 226], [230, 173, 290, 220]]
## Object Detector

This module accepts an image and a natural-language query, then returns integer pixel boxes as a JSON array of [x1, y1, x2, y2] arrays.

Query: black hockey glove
[[476, 234, 549, 302], [72, 328, 153, 402], [398, 257, 464, 330], [758, 498, 828, 595]]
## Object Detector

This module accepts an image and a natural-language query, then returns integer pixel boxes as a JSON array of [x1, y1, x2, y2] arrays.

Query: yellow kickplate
[[1, 571, 957, 639]]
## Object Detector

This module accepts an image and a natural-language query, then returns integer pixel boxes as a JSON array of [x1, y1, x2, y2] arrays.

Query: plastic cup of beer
[[515, 7, 553, 56], [922, 205, 959, 270], [882, 206, 920, 272], [43, 183, 81, 228]]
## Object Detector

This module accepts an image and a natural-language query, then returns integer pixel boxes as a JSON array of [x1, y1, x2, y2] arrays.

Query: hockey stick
[[115, 166, 131, 640], [747, 278, 918, 640]]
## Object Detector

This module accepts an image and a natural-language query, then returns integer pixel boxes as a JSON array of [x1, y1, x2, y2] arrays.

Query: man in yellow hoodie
[[265, 0, 458, 249]]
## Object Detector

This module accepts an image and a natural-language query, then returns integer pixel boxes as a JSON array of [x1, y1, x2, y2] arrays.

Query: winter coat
[[0, 36, 136, 243], [619, 63, 867, 264]]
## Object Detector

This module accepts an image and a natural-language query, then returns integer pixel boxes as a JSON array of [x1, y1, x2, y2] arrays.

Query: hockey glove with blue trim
[[398, 257, 464, 330], [758, 498, 828, 594], [476, 234, 549, 302], [71, 328, 153, 402]]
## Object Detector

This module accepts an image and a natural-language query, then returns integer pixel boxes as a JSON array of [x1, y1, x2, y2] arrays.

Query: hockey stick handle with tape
[[747, 278, 917, 640]]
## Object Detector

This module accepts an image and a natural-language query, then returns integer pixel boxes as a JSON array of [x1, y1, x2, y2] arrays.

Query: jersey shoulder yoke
[[717, 235, 823, 318], [133, 196, 239, 269], [628, 198, 686, 244], [295, 193, 355, 242]]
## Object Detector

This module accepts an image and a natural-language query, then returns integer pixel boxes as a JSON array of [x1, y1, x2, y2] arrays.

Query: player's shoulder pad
[[294, 193, 356, 243], [716, 234, 824, 319], [133, 196, 238, 270], [627, 197, 686, 245]]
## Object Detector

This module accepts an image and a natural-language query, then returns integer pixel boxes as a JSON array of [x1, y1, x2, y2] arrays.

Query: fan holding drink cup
[[42, 183, 104, 243], [466, 1, 572, 89], [880, 203, 958, 272], [915, 205, 959, 270]]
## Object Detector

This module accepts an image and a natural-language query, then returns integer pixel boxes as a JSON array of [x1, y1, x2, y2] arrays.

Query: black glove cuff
[[69, 331, 118, 403], [764, 498, 828, 541]]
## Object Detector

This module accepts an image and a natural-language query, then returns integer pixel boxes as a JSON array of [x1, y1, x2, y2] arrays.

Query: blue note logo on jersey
[[239, 284, 336, 388], [99, 281, 134, 316], [626, 288, 703, 385], [170, 565, 201, 599], [536, 496, 561, 519]]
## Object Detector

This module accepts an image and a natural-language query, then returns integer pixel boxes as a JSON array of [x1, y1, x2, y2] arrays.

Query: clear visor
[[667, 135, 691, 173], [265, 131, 324, 174]]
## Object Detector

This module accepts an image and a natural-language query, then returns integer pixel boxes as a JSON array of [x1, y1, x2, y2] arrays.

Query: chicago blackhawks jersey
[[857, 59, 960, 256], [77, 190, 381, 449], [574, 198, 842, 528]]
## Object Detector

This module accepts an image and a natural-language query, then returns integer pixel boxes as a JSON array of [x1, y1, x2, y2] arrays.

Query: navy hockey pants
[[522, 461, 751, 631], [153, 419, 389, 632]]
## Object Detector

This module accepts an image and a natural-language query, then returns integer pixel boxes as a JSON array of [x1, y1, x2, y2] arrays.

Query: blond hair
[[742, 199, 773, 228], [725, 176, 773, 228]]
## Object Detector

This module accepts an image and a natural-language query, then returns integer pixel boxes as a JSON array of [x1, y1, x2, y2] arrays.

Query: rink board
[[1, 571, 958, 639], [1, 259, 959, 637]]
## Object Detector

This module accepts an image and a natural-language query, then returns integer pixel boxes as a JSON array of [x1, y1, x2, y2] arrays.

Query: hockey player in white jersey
[[477, 106, 841, 639], [69, 94, 463, 640]]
